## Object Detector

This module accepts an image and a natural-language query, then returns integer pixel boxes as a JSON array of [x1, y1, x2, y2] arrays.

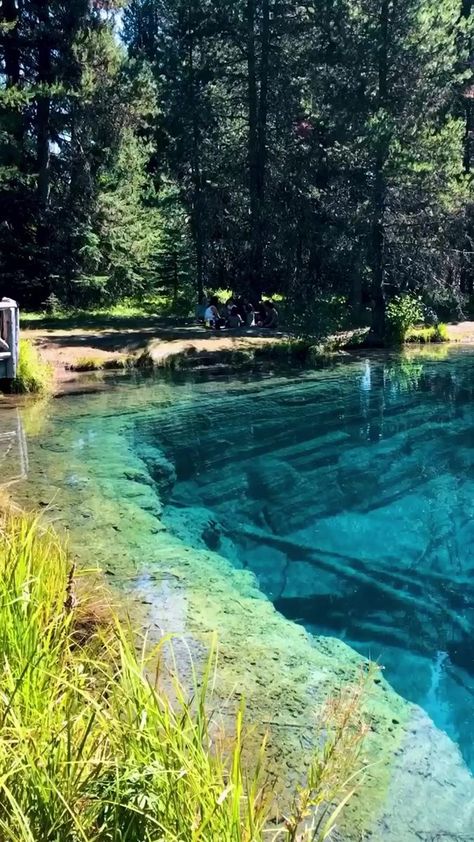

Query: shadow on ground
[[29, 325, 286, 354]]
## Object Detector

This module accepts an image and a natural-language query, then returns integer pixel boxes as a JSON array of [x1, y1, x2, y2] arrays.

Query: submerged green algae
[[4, 356, 474, 841]]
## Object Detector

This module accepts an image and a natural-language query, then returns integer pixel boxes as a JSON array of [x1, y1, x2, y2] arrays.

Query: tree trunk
[[464, 98, 472, 175], [1, 0, 23, 160], [246, 0, 271, 298], [350, 273, 363, 313], [33, 0, 52, 299], [36, 0, 51, 210], [188, 1, 204, 303], [256, 0, 269, 279], [460, 0, 473, 294], [462, 0, 473, 174], [2, 0, 20, 86], [370, 0, 390, 342], [246, 0, 260, 293]]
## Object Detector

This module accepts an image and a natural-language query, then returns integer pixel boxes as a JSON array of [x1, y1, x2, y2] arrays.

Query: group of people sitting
[[199, 295, 279, 331]]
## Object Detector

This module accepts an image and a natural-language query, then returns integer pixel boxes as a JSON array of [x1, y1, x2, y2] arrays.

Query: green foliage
[[0, 4, 192, 309], [434, 323, 449, 343], [405, 323, 449, 344], [11, 340, 52, 394], [42, 293, 62, 316], [20, 298, 169, 330], [254, 339, 317, 363], [2, 0, 473, 323], [0, 510, 369, 841], [385, 296, 425, 345], [282, 294, 350, 341]]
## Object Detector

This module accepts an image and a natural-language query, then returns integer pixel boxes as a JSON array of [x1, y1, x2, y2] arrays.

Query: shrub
[[405, 323, 449, 344], [41, 292, 63, 316], [0, 510, 370, 842], [12, 339, 52, 394], [385, 295, 424, 345], [434, 322, 449, 342]]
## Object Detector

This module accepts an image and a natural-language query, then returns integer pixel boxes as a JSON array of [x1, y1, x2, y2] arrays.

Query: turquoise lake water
[[3, 347, 474, 773], [150, 351, 474, 771]]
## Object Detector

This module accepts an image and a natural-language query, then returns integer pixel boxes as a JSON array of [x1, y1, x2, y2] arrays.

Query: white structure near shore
[[0, 298, 19, 381]]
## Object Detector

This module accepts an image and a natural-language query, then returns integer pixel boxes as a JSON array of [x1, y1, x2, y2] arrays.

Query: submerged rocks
[[136, 444, 177, 502], [246, 457, 301, 502], [163, 504, 242, 567], [145, 536, 474, 842], [370, 708, 474, 842]]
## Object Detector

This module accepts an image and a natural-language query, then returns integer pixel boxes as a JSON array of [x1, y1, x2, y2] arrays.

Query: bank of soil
[[22, 318, 474, 393], [22, 321, 292, 391]]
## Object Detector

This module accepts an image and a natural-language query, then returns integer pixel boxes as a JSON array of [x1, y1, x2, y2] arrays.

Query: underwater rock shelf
[[9, 349, 474, 841], [142, 365, 474, 751]]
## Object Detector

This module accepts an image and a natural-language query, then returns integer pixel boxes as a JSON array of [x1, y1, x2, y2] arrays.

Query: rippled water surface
[[3, 347, 474, 771]]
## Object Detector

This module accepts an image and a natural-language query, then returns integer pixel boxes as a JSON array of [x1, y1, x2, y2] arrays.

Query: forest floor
[[22, 317, 474, 393]]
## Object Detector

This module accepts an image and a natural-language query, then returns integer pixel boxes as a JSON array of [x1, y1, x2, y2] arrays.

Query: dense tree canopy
[[1, 0, 473, 333]]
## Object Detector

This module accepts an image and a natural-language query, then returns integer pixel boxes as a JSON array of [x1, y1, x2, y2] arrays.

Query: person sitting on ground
[[228, 305, 244, 329], [244, 302, 255, 327], [221, 297, 235, 322], [236, 296, 247, 320], [263, 300, 279, 329], [205, 296, 224, 330], [255, 300, 267, 326]]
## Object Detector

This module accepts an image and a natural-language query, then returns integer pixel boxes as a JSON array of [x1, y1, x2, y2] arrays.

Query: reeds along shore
[[0, 509, 368, 841]]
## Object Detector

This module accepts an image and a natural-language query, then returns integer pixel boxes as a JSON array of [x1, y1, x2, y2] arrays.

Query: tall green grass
[[12, 339, 53, 394], [0, 511, 368, 841]]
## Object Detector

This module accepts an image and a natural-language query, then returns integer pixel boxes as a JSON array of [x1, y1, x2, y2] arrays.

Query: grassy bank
[[0, 510, 369, 841], [20, 300, 170, 331], [10, 339, 52, 394], [148, 336, 364, 373]]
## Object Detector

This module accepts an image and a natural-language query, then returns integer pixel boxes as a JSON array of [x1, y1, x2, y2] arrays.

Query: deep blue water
[[131, 349, 474, 770]]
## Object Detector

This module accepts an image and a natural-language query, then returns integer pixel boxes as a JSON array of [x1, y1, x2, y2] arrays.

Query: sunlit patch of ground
[[20, 317, 474, 394]]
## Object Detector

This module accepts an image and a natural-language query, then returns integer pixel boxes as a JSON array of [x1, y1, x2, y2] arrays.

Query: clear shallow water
[[133, 350, 474, 770], [3, 348, 474, 773]]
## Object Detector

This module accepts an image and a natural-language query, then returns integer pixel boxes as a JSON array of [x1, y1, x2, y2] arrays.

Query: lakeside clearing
[[20, 316, 474, 394]]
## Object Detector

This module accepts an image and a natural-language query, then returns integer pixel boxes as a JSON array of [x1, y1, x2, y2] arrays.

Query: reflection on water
[[4, 348, 474, 776], [0, 408, 28, 487]]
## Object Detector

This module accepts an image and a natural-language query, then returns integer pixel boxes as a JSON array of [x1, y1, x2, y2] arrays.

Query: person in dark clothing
[[244, 302, 255, 327], [236, 296, 247, 320], [263, 301, 279, 329], [228, 305, 244, 328], [255, 301, 267, 326]]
